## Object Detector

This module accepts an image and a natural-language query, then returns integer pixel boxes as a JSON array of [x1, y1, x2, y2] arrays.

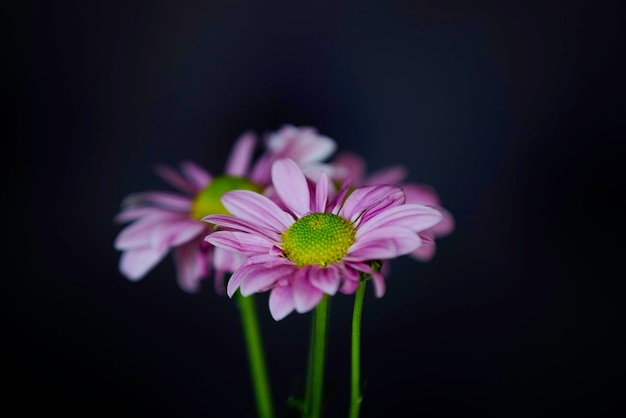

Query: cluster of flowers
[[114, 125, 453, 320]]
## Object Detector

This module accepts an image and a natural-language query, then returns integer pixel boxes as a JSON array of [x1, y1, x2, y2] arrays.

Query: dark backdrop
[[5, 1, 625, 417]]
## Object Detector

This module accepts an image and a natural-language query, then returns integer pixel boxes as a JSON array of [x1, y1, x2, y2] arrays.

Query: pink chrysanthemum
[[113, 126, 338, 294], [331, 151, 454, 261], [204, 158, 443, 320]]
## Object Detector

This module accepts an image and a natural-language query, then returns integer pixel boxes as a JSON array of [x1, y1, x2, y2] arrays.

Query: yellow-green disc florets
[[190, 175, 263, 220], [282, 213, 356, 267]]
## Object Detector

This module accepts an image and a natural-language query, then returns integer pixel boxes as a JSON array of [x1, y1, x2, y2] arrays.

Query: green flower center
[[281, 213, 356, 267], [190, 175, 263, 220]]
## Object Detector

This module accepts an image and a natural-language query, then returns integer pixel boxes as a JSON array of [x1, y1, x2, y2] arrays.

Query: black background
[[5, 1, 625, 417]]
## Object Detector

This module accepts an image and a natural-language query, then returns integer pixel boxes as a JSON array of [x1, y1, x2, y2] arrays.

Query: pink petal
[[339, 277, 360, 294], [119, 246, 169, 281], [149, 219, 206, 250], [114, 214, 186, 250], [356, 204, 443, 236], [301, 163, 341, 182], [121, 191, 192, 212], [347, 227, 422, 260], [180, 160, 212, 191], [240, 263, 296, 296], [225, 131, 257, 177], [221, 190, 295, 232], [411, 242, 436, 261], [314, 171, 330, 213], [271, 158, 311, 217], [267, 125, 337, 164], [307, 265, 340, 295], [205, 230, 274, 255], [371, 271, 386, 297], [340, 185, 405, 223], [209, 247, 247, 295], [365, 165, 407, 185], [330, 180, 352, 214], [114, 206, 174, 223], [290, 130, 337, 164], [203, 214, 281, 242], [226, 255, 293, 297], [248, 153, 273, 186], [429, 207, 455, 236], [402, 183, 441, 206], [154, 164, 196, 194], [344, 261, 386, 297], [330, 151, 367, 184], [269, 286, 295, 321], [173, 238, 209, 293], [293, 268, 324, 313]]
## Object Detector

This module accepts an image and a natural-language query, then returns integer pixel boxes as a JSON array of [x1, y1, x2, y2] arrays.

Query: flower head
[[331, 151, 454, 261], [204, 158, 442, 320], [113, 126, 338, 294]]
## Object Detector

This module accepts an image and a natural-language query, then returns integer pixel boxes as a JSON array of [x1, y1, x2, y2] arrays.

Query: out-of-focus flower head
[[113, 126, 338, 294], [204, 158, 442, 320], [330, 151, 454, 262]]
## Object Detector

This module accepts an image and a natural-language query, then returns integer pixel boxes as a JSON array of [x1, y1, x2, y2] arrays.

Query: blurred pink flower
[[204, 158, 442, 320], [114, 126, 338, 294], [331, 151, 454, 262]]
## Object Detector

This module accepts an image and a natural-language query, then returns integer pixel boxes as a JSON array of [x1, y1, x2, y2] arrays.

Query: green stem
[[349, 280, 366, 418], [236, 291, 275, 418], [304, 311, 316, 415], [306, 294, 330, 418]]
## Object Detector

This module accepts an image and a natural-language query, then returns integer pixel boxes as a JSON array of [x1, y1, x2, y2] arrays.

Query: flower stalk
[[349, 279, 367, 418], [236, 291, 275, 418], [304, 294, 330, 418]]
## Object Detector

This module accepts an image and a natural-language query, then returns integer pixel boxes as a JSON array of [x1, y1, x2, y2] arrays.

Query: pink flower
[[113, 133, 259, 293], [204, 158, 442, 320], [331, 151, 454, 261], [114, 126, 339, 294], [249, 124, 338, 185]]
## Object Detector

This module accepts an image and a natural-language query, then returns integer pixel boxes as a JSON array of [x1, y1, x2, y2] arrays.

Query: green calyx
[[282, 213, 356, 267], [190, 175, 263, 220]]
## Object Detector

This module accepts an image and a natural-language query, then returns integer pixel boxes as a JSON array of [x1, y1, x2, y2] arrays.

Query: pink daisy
[[248, 124, 338, 185], [113, 132, 260, 293], [331, 151, 454, 261], [203, 158, 443, 320], [113, 126, 339, 294]]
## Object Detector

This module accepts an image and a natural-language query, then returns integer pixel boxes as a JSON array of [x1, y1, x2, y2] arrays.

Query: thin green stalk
[[305, 294, 330, 418], [304, 310, 316, 416], [349, 280, 366, 418], [236, 291, 275, 418]]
